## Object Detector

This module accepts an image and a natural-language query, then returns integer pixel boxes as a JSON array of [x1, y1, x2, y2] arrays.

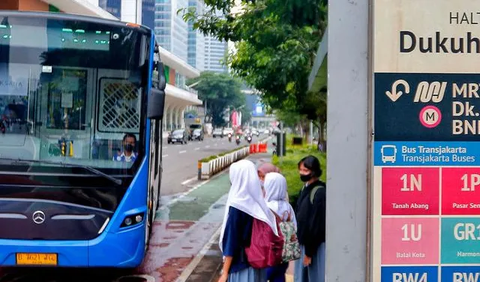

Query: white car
[[212, 128, 224, 138], [223, 128, 234, 136]]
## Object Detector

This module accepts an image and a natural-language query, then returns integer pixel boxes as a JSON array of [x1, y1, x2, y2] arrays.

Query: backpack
[[276, 211, 301, 263], [245, 214, 284, 269], [308, 184, 325, 204]]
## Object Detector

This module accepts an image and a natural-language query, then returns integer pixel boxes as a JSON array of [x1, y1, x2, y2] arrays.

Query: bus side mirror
[[147, 88, 165, 120]]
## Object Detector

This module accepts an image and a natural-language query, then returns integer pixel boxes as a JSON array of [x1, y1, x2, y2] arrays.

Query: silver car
[[212, 128, 224, 138]]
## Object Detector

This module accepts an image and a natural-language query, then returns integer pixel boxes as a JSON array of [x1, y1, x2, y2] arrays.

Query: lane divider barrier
[[249, 142, 268, 154]]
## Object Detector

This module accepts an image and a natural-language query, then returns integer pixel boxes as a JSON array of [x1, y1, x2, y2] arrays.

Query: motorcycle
[[235, 135, 241, 145], [228, 133, 232, 142], [247, 135, 252, 144]]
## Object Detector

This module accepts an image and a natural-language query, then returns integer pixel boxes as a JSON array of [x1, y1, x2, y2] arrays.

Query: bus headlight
[[120, 212, 145, 228]]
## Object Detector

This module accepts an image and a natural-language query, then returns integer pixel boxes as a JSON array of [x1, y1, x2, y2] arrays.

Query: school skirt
[[294, 243, 326, 282], [228, 267, 266, 282]]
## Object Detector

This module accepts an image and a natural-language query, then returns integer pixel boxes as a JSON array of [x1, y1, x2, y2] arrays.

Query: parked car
[[252, 128, 260, 136], [191, 128, 204, 141], [168, 129, 189, 144], [212, 128, 224, 138]]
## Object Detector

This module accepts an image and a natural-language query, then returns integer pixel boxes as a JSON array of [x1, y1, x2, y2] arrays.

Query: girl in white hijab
[[218, 159, 279, 282], [264, 172, 297, 282], [264, 172, 297, 227]]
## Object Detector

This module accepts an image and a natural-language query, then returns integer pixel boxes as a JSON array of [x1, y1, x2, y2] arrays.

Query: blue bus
[[0, 11, 166, 267]]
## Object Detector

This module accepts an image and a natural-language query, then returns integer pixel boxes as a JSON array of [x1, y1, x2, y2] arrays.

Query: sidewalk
[[139, 150, 275, 282]]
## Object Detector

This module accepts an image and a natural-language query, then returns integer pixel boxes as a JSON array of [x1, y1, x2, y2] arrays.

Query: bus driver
[[113, 133, 137, 162]]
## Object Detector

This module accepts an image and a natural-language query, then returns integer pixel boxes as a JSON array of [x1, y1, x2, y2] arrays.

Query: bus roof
[[0, 11, 152, 36]]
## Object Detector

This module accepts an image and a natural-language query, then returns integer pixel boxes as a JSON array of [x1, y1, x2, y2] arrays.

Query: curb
[[175, 226, 222, 282]]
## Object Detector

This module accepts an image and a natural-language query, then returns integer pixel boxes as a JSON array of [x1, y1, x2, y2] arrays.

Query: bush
[[273, 143, 326, 206], [199, 146, 249, 163], [200, 155, 218, 162]]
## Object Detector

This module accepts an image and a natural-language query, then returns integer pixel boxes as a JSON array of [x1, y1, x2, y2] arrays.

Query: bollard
[[197, 161, 202, 180]]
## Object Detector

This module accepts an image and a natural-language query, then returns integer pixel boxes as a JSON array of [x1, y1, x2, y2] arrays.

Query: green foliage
[[273, 139, 326, 206], [199, 145, 249, 162], [182, 0, 328, 126], [184, 109, 198, 118], [200, 155, 219, 162], [187, 72, 246, 127], [239, 103, 252, 124]]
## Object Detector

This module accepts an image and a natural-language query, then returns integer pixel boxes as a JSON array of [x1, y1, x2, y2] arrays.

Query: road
[[160, 134, 264, 196], [0, 134, 267, 282]]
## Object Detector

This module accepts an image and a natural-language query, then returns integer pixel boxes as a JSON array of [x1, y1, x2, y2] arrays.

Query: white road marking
[[195, 147, 200, 150], [179, 150, 187, 154], [163, 147, 168, 149], [214, 143, 218, 146], [162, 154, 169, 158], [205, 145, 210, 148], [181, 176, 197, 185]]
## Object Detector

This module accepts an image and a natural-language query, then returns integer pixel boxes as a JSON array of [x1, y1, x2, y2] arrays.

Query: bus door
[[35, 67, 94, 160]]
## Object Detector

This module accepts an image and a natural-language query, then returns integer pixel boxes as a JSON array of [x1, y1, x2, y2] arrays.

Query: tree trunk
[[317, 118, 326, 152]]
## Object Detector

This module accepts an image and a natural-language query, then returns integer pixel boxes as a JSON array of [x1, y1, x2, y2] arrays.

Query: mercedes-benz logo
[[32, 211, 46, 225]]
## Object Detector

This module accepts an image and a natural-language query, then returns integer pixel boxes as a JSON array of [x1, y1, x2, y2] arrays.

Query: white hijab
[[264, 172, 297, 228], [219, 159, 279, 252]]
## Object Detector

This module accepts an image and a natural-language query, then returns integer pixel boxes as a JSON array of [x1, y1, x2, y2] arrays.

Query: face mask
[[124, 144, 134, 152], [300, 173, 313, 182]]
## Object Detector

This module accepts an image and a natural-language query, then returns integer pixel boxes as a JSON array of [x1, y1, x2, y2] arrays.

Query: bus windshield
[[0, 15, 151, 171]]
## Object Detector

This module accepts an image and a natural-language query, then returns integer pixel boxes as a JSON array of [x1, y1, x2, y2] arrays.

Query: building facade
[[153, 0, 188, 62], [204, 35, 228, 73], [187, 0, 205, 71]]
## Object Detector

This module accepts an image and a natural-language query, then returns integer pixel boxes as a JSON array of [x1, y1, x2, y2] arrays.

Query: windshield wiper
[[0, 158, 122, 186]]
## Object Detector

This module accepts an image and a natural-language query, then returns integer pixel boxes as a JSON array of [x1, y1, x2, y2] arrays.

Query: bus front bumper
[[0, 223, 146, 268]]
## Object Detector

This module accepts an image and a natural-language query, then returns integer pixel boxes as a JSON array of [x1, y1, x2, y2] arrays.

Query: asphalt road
[[159, 134, 265, 196]]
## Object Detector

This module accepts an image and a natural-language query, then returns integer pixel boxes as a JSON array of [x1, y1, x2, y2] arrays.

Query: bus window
[[45, 69, 87, 130]]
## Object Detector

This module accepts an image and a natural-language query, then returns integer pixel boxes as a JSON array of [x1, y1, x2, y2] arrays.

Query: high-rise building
[[187, 0, 205, 71], [153, 0, 189, 62], [204, 35, 228, 73], [96, 0, 227, 72], [202, 8, 228, 73], [98, 0, 121, 18], [142, 0, 155, 30]]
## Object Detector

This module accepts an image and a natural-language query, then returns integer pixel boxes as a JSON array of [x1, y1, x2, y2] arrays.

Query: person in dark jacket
[[294, 155, 326, 282]]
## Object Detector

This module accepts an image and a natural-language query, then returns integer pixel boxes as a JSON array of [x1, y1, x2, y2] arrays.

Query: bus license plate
[[16, 253, 57, 265]]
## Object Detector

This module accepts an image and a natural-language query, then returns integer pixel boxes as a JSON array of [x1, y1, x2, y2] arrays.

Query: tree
[[182, 0, 328, 137], [239, 104, 252, 125], [188, 71, 245, 128]]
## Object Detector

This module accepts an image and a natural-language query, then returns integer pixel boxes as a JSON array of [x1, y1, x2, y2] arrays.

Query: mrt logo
[[413, 81, 447, 103]]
